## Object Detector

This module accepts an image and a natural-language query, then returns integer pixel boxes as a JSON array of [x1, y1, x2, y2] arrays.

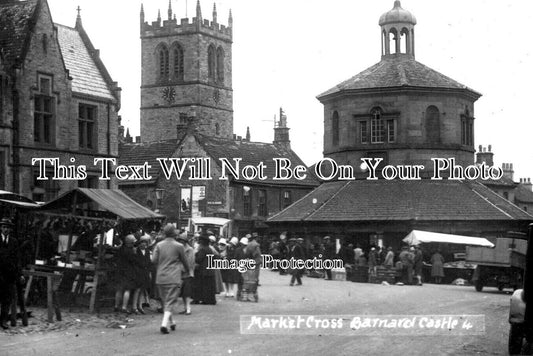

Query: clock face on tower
[[161, 86, 176, 105]]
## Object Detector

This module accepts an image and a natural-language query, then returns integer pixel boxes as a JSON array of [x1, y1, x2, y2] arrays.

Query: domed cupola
[[379, 1, 416, 58]]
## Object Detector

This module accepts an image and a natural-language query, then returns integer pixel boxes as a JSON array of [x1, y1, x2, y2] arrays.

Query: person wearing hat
[[288, 237, 305, 286], [0, 217, 21, 329], [384, 246, 395, 269], [192, 234, 217, 305], [152, 224, 190, 334], [221, 238, 239, 297], [208, 235, 225, 295], [177, 232, 194, 315], [322, 236, 336, 280], [413, 245, 424, 286], [131, 234, 152, 314], [114, 234, 144, 314], [245, 232, 262, 284]]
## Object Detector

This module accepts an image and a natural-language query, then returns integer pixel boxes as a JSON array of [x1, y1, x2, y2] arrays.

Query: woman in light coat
[[152, 224, 190, 334]]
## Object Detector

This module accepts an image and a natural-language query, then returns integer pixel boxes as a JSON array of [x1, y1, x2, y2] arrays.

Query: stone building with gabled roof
[[119, 128, 318, 237], [0, 0, 121, 200]]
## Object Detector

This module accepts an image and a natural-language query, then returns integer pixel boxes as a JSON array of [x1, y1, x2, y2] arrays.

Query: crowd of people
[[267, 234, 447, 286], [2, 213, 452, 333], [113, 224, 267, 334]]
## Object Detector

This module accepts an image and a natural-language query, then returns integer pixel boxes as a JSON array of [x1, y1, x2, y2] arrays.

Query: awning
[[403, 230, 495, 247], [40, 188, 164, 220], [190, 217, 231, 226], [0, 199, 40, 208], [0, 190, 40, 208]]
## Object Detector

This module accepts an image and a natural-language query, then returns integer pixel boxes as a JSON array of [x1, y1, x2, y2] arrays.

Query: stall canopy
[[403, 230, 495, 248], [0, 190, 40, 208], [39, 188, 164, 220]]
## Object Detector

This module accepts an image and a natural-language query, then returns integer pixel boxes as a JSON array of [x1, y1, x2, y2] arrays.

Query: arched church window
[[332, 111, 339, 146], [172, 43, 184, 81], [216, 47, 225, 84], [426, 105, 441, 143], [158, 44, 170, 81], [208, 45, 216, 82]]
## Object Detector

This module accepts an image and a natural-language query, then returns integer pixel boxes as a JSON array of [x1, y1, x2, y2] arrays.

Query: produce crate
[[331, 268, 346, 281], [369, 266, 397, 284]]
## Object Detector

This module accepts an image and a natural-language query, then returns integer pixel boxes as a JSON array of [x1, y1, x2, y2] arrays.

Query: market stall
[[403, 230, 494, 247], [403, 230, 494, 284], [25, 188, 165, 313]]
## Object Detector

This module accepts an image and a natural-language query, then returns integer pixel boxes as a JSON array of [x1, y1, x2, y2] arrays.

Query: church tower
[[140, 1, 233, 142]]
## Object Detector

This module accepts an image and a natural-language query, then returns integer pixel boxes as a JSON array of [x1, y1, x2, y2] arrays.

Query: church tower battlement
[[140, 1, 233, 142]]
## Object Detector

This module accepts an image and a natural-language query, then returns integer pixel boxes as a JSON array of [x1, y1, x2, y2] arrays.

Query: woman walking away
[[222, 237, 240, 297], [430, 250, 445, 284], [177, 232, 194, 315], [192, 234, 217, 305], [152, 224, 190, 334]]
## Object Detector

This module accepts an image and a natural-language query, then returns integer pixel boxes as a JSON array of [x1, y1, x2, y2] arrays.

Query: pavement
[[0, 270, 513, 356]]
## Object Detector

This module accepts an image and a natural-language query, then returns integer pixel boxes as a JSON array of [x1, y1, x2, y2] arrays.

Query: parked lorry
[[466, 237, 527, 292], [187, 217, 231, 238], [507, 228, 532, 355]]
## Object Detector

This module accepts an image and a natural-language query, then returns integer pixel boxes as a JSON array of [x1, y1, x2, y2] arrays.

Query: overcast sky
[[47, 0, 533, 180]]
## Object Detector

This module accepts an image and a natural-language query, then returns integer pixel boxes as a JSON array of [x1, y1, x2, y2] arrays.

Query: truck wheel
[[475, 281, 483, 292], [509, 324, 525, 355]]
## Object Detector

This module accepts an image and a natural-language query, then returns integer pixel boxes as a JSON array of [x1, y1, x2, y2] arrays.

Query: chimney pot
[[488, 144, 492, 152]]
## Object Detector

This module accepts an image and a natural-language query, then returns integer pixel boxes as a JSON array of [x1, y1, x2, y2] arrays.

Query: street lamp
[[155, 188, 165, 212]]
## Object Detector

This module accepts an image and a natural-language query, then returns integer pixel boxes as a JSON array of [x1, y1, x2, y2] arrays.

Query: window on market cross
[[359, 108, 396, 144]]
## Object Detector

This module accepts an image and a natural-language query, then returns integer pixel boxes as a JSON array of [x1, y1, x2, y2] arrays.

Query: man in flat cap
[[0, 217, 21, 329]]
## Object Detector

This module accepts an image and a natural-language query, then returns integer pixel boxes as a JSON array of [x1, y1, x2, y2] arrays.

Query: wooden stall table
[[24, 263, 101, 315], [22, 269, 62, 323]]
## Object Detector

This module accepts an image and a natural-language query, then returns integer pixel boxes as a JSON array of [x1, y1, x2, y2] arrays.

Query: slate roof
[[0, 0, 39, 68], [118, 134, 319, 187], [318, 55, 481, 100], [480, 175, 516, 187], [197, 135, 318, 187], [515, 185, 533, 204], [268, 179, 533, 223], [56, 24, 115, 100], [119, 140, 178, 185]]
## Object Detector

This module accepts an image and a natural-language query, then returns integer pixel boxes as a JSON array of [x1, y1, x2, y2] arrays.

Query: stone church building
[[268, 1, 532, 249], [0, 0, 121, 201]]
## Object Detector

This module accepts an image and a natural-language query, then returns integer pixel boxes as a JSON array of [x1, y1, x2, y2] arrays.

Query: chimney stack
[[520, 178, 532, 192], [476, 144, 494, 166], [273, 107, 291, 150], [502, 163, 514, 181]]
